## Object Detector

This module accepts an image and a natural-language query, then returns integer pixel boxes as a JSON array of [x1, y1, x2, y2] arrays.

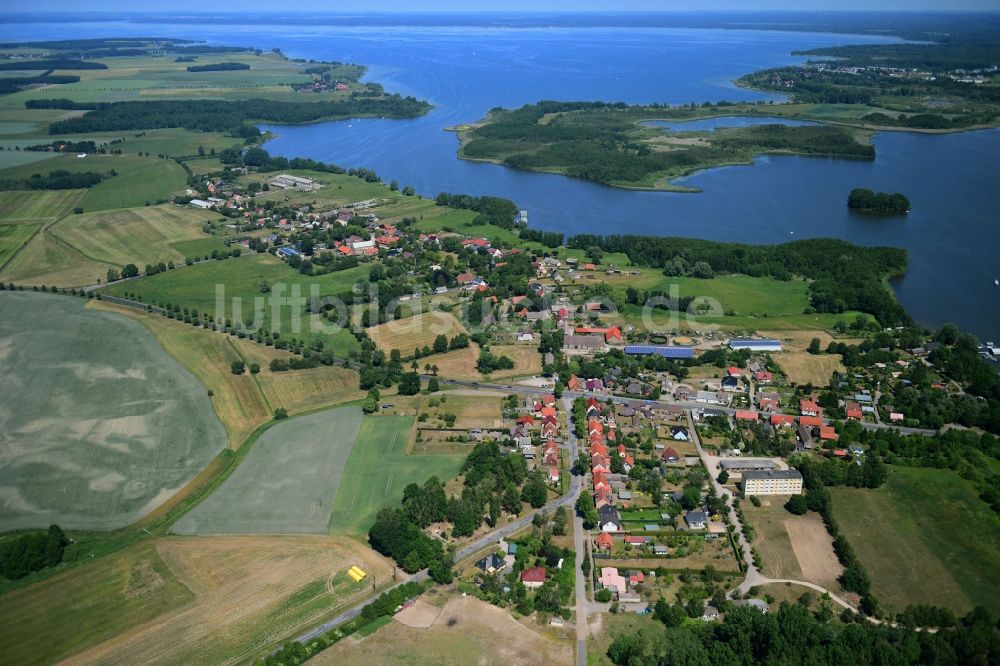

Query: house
[[685, 510, 707, 530], [702, 606, 720, 621], [846, 401, 863, 420], [594, 532, 614, 552], [455, 272, 477, 285], [548, 467, 560, 482], [563, 333, 607, 353], [624, 535, 649, 547], [727, 366, 742, 378], [670, 427, 690, 441], [735, 410, 759, 422], [695, 390, 729, 405], [729, 338, 782, 352], [771, 414, 795, 428], [731, 598, 769, 614], [599, 567, 628, 594], [849, 445, 865, 456], [890, 412, 905, 422], [797, 422, 814, 450], [476, 553, 507, 574], [520, 566, 546, 589], [598, 504, 622, 532], [799, 415, 823, 428], [819, 425, 839, 441], [567, 375, 582, 391], [623, 345, 695, 360], [516, 330, 535, 343], [721, 376, 741, 392], [800, 399, 821, 417], [754, 370, 773, 384], [628, 570, 645, 585], [662, 447, 680, 462], [757, 392, 781, 411], [654, 545, 669, 555]]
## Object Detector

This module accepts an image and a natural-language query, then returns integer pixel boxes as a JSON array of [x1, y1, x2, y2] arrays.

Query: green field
[[0, 541, 194, 666], [0, 189, 85, 221], [830, 466, 1000, 616], [0, 222, 39, 269], [0, 290, 227, 531], [103, 253, 365, 353], [49, 204, 219, 267], [173, 406, 364, 534], [328, 415, 465, 536]]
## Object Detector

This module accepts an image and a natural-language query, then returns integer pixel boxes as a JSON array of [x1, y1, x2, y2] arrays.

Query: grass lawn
[[173, 407, 364, 535], [328, 415, 465, 536], [0, 291, 226, 532], [830, 466, 1000, 616], [0, 541, 194, 666], [0, 221, 39, 269], [49, 204, 219, 267]]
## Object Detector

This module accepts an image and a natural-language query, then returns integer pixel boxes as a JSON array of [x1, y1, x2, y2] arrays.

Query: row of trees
[[0, 525, 69, 580], [0, 170, 106, 190]]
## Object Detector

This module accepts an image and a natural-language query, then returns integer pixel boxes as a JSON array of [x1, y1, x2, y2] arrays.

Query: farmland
[[0, 222, 39, 269], [0, 535, 392, 666], [0, 229, 115, 287], [830, 466, 1000, 616], [102, 253, 366, 354], [0, 541, 194, 666], [0, 291, 226, 531], [49, 204, 220, 267], [314, 595, 572, 666], [0, 189, 84, 221], [328, 415, 466, 536], [173, 407, 364, 535], [743, 498, 843, 590]]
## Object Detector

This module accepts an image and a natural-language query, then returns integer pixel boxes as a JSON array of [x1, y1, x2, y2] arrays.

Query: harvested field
[[0, 542, 194, 666], [368, 311, 467, 355], [783, 515, 842, 589], [173, 407, 363, 535], [329, 415, 465, 536], [774, 352, 846, 386], [0, 291, 226, 531], [313, 595, 572, 666], [759, 330, 863, 353], [394, 599, 442, 628], [430, 346, 480, 379], [487, 344, 543, 379], [61, 536, 392, 666]]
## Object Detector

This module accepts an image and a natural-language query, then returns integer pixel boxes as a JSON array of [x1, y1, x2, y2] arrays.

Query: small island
[[847, 188, 910, 215]]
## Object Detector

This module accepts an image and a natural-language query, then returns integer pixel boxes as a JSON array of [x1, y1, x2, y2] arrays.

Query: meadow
[[0, 189, 84, 220], [0, 291, 227, 531], [830, 466, 1000, 616], [328, 415, 466, 536], [774, 352, 847, 387], [172, 407, 364, 535], [0, 230, 115, 287], [368, 310, 468, 355]]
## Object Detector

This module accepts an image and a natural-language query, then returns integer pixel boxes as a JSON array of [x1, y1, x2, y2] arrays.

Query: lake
[[4, 18, 999, 339]]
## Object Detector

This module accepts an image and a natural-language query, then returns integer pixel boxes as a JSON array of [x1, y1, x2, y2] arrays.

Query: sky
[[4, 1, 999, 12]]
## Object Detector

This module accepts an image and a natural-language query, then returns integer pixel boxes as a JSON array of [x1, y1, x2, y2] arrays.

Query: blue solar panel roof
[[624, 345, 694, 358]]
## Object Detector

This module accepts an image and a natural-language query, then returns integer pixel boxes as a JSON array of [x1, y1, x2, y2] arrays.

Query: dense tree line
[[0, 525, 69, 579], [0, 59, 107, 70], [848, 188, 910, 214], [609, 600, 1000, 665], [185, 62, 250, 72], [567, 235, 910, 325], [23, 140, 98, 153], [0, 169, 106, 190], [41, 96, 431, 136], [0, 74, 80, 94]]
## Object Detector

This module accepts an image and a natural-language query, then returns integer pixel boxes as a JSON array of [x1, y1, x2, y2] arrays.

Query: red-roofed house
[[567, 375, 582, 391], [548, 467, 560, 482], [846, 401, 863, 420], [771, 414, 795, 427], [520, 566, 546, 588], [735, 410, 759, 421], [594, 532, 614, 551], [890, 412, 905, 422], [755, 370, 773, 384], [629, 571, 645, 584], [583, 263, 596, 271], [800, 415, 823, 428], [662, 447, 680, 462], [819, 426, 839, 441], [727, 366, 742, 378], [541, 394, 557, 407], [800, 399, 821, 417], [455, 272, 476, 285], [540, 406, 557, 419], [516, 415, 535, 426]]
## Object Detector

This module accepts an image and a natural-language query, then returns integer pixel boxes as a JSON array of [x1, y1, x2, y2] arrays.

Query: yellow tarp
[[348, 565, 367, 582]]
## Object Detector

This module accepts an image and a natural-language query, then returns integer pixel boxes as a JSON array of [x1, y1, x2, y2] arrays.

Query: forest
[[608, 599, 999, 666], [566, 235, 910, 325], [0, 525, 69, 579], [185, 62, 250, 72], [459, 101, 875, 188], [848, 188, 911, 214], [39, 96, 431, 135], [0, 169, 107, 190]]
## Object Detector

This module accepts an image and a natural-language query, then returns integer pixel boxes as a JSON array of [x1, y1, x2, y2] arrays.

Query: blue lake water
[[645, 116, 817, 131], [3, 19, 999, 339]]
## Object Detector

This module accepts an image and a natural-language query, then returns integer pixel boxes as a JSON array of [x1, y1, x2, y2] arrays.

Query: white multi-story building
[[742, 469, 803, 496]]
